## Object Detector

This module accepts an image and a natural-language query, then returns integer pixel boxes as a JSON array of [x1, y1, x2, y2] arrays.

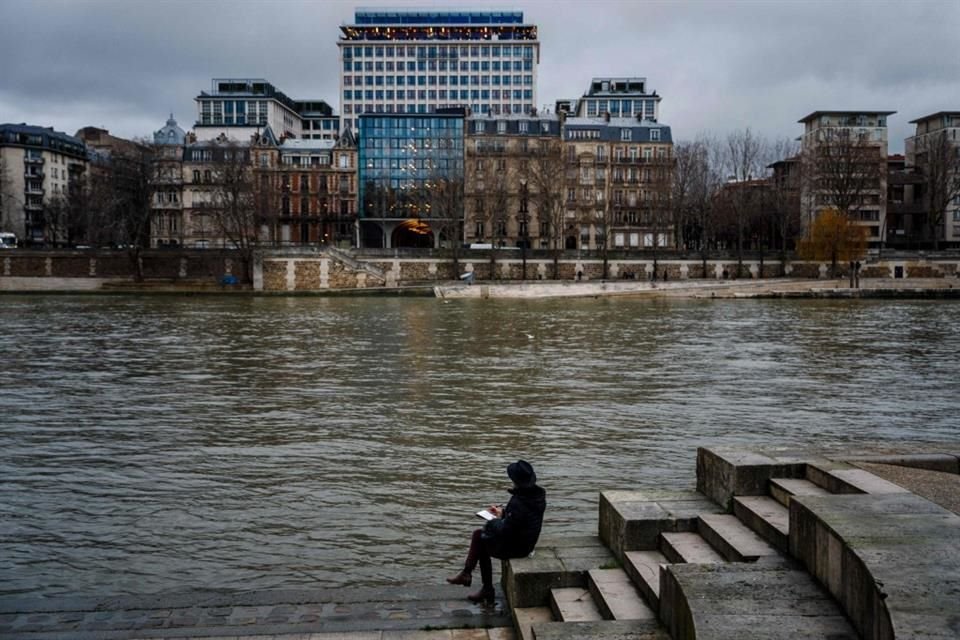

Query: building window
[[650, 129, 661, 141], [621, 129, 632, 141], [497, 120, 507, 134]]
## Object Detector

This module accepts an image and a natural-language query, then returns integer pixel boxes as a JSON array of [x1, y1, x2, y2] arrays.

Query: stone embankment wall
[[255, 254, 960, 292], [0, 250, 240, 291], [2, 249, 960, 292]]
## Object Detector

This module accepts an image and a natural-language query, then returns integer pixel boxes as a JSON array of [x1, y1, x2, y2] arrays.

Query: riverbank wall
[[3, 248, 960, 294]]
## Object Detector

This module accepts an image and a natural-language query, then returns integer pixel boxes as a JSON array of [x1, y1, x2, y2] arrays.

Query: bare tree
[[529, 139, 566, 279], [766, 139, 802, 275], [722, 128, 769, 278], [676, 136, 722, 277], [914, 130, 960, 250], [0, 155, 17, 233], [208, 142, 258, 282], [484, 156, 512, 278], [802, 127, 885, 247]]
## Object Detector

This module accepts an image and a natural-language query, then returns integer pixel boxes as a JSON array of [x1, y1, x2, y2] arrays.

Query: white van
[[0, 232, 17, 249]]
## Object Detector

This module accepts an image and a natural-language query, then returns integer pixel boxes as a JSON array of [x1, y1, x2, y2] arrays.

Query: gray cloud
[[1, 0, 956, 152]]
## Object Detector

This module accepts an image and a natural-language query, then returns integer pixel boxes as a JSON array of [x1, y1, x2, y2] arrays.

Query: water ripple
[[1, 295, 958, 598]]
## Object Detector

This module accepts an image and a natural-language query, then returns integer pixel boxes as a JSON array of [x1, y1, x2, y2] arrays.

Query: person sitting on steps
[[447, 460, 547, 605]]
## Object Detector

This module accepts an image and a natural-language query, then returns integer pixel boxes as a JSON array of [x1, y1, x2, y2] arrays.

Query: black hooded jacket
[[481, 484, 547, 559]]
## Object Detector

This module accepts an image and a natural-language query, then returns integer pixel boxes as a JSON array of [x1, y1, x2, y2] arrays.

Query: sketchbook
[[476, 509, 497, 521]]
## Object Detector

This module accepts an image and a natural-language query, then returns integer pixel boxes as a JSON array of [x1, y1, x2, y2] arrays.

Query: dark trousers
[[463, 528, 493, 589]]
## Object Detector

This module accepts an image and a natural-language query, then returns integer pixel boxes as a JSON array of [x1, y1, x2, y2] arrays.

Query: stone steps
[[697, 513, 779, 562], [531, 619, 670, 640], [806, 462, 910, 495], [659, 532, 726, 564], [548, 588, 602, 622], [768, 477, 830, 508], [587, 568, 656, 621], [623, 550, 667, 611], [790, 492, 960, 640], [732, 495, 789, 552], [660, 560, 858, 640], [503, 536, 613, 609], [598, 490, 724, 559], [513, 606, 553, 640]]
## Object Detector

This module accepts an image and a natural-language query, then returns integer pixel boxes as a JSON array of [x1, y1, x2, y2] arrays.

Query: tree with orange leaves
[[797, 207, 867, 279]]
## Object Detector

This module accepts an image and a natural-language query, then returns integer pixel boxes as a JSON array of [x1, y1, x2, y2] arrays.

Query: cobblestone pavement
[[0, 585, 511, 640], [854, 461, 960, 515]]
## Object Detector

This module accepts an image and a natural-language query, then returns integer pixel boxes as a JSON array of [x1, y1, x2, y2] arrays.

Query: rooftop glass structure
[[342, 10, 536, 41]]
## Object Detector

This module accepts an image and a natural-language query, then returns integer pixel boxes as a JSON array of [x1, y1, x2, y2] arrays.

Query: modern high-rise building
[[338, 10, 539, 130], [195, 78, 340, 142]]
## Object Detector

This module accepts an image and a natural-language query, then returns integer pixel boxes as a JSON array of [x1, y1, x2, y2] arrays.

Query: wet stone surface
[[0, 585, 511, 640]]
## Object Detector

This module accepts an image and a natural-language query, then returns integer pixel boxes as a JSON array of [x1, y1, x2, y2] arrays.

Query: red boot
[[467, 586, 495, 605], [446, 570, 472, 587]]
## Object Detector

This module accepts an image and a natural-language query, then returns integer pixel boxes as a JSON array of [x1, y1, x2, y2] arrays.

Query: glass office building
[[358, 112, 464, 248], [338, 10, 539, 130]]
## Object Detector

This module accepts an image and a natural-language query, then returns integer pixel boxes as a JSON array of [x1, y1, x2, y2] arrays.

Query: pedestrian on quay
[[446, 460, 546, 605]]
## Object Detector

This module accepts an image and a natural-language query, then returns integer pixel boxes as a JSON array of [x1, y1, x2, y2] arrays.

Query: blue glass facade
[[358, 113, 464, 222]]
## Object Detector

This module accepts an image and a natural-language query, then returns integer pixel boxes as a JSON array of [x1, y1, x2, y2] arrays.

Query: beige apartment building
[[463, 112, 561, 249], [562, 115, 674, 251], [0, 123, 88, 246], [798, 110, 894, 249]]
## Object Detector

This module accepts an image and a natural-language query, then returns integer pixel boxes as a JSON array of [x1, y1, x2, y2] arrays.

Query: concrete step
[[732, 496, 789, 552], [660, 560, 858, 640], [513, 606, 553, 640], [697, 513, 779, 562], [587, 568, 656, 621], [623, 550, 667, 611], [531, 619, 669, 640], [806, 463, 911, 495], [599, 490, 724, 560], [548, 587, 602, 622], [768, 477, 830, 508], [503, 536, 613, 608], [659, 532, 726, 564], [790, 492, 960, 640]]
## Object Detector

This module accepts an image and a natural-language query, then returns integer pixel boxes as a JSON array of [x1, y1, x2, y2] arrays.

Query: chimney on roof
[[604, 112, 610, 123]]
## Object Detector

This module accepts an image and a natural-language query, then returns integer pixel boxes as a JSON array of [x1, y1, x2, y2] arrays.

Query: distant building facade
[[358, 110, 465, 248], [798, 110, 894, 249], [195, 78, 340, 142], [905, 111, 960, 247], [338, 10, 539, 131], [463, 112, 561, 249], [0, 123, 88, 245], [562, 115, 674, 250], [150, 115, 188, 247], [272, 131, 358, 247], [557, 77, 661, 122]]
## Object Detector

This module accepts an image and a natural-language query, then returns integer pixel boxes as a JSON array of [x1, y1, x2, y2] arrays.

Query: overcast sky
[[1, 0, 957, 153]]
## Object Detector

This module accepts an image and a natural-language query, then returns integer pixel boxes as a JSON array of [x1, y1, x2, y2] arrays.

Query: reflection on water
[[1, 295, 958, 598]]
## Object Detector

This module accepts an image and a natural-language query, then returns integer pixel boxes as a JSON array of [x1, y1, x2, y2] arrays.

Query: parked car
[[0, 232, 18, 249]]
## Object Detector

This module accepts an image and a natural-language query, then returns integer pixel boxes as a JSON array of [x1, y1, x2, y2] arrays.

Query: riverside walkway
[[3, 444, 958, 640], [434, 277, 960, 300]]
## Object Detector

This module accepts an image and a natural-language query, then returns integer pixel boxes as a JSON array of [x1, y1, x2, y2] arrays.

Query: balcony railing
[[24, 156, 44, 165]]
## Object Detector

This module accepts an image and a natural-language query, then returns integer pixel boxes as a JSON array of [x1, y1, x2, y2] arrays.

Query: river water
[[1, 295, 957, 599]]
